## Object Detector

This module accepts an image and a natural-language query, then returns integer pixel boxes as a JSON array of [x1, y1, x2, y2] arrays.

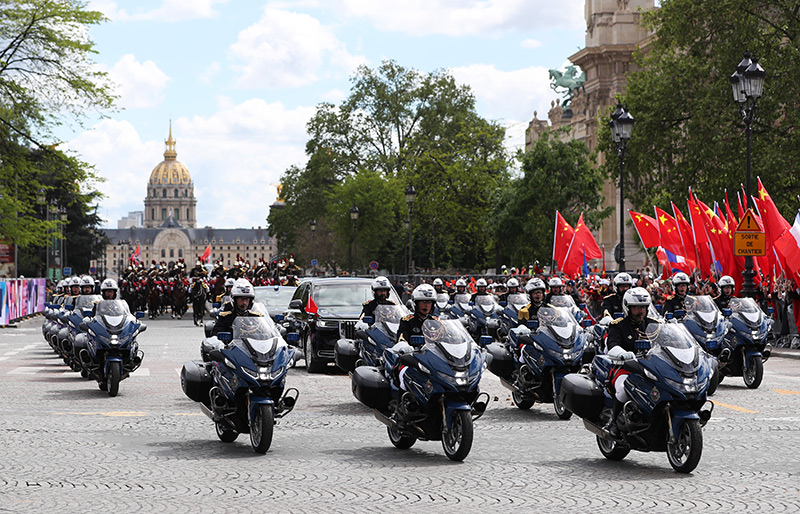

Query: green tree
[[490, 129, 612, 267], [607, 0, 800, 217]]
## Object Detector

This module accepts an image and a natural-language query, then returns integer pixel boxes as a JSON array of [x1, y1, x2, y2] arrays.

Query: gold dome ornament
[[148, 121, 192, 186]]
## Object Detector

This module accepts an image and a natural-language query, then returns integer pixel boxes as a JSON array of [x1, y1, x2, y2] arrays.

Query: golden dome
[[148, 123, 192, 186]]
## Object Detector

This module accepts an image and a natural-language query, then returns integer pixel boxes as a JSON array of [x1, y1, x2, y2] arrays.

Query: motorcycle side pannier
[[486, 342, 515, 379], [559, 373, 604, 420], [352, 365, 391, 410], [335, 338, 359, 373], [181, 360, 213, 403]]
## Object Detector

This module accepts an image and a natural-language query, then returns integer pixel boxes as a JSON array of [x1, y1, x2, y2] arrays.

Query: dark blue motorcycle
[[442, 292, 472, 321], [718, 297, 772, 389], [496, 292, 529, 340], [59, 295, 102, 372], [559, 322, 714, 473], [351, 318, 489, 461], [334, 304, 408, 372], [74, 300, 146, 396], [676, 295, 726, 395], [487, 306, 587, 419], [465, 295, 502, 341], [181, 315, 299, 454]]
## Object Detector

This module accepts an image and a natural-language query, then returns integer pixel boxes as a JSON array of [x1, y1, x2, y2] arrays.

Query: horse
[[171, 280, 188, 319], [146, 280, 162, 320], [190, 280, 208, 326], [548, 66, 586, 107]]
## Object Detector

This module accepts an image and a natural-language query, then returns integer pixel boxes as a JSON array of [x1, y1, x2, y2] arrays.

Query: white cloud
[[520, 38, 542, 49], [199, 62, 221, 84], [337, 0, 584, 36], [89, 0, 229, 22], [108, 54, 170, 109], [321, 88, 347, 103], [229, 7, 366, 89]]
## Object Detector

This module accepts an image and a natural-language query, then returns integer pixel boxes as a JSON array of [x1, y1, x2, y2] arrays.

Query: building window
[[162, 208, 167, 219], [161, 249, 165, 258], [179, 249, 183, 258], [174, 189, 178, 198], [184, 190, 188, 197], [175, 210, 179, 220], [151, 208, 154, 220], [187, 208, 190, 219], [162, 189, 166, 198]]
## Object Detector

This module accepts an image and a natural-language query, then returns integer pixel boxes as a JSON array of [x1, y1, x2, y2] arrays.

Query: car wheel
[[305, 335, 325, 373]]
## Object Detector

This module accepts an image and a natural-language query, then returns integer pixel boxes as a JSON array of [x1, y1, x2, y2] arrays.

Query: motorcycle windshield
[[374, 304, 408, 336], [454, 293, 471, 310], [475, 295, 497, 314], [548, 295, 577, 310], [507, 293, 530, 311], [729, 297, 763, 329], [95, 300, 130, 330], [232, 316, 285, 359], [684, 295, 720, 331], [643, 323, 699, 373], [537, 306, 577, 347], [421, 319, 473, 366], [74, 295, 100, 311], [436, 293, 450, 309]]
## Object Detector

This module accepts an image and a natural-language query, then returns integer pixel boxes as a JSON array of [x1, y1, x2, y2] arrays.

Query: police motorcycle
[[673, 295, 726, 395], [486, 305, 587, 419], [334, 304, 409, 372], [350, 318, 489, 461], [180, 315, 300, 454], [73, 300, 146, 396], [56, 294, 102, 371], [444, 292, 473, 320], [496, 292, 530, 341], [716, 297, 773, 389], [434, 292, 451, 318], [558, 322, 715, 473], [43, 293, 69, 350], [465, 295, 503, 341]]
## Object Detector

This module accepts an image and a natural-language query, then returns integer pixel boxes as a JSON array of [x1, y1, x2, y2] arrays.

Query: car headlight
[[316, 319, 338, 329]]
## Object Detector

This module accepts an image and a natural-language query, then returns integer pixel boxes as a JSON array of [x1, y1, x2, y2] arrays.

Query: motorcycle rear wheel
[[387, 426, 416, 449], [743, 355, 763, 389], [107, 362, 121, 397], [596, 435, 630, 461], [512, 391, 535, 410], [667, 419, 703, 473], [215, 421, 238, 443], [553, 379, 572, 420], [441, 410, 473, 461], [250, 403, 274, 454]]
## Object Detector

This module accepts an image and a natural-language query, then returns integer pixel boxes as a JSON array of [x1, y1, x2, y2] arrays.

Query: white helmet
[[507, 277, 519, 288], [525, 278, 546, 293], [412, 284, 436, 301], [476, 278, 488, 288], [548, 276, 563, 288], [455, 278, 467, 288], [372, 276, 391, 291], [100, 279, 119, 298], [69, 276, 81, 287], [622, 287, 652, 317], [433, 278, 444, 286], [719, 275, 735, 288], [80, 275, 94, 288], [672, 272, 690, 285], [231, 278, 255, 299], [613, 272, 633, 292], [224, 277, 235, 288]]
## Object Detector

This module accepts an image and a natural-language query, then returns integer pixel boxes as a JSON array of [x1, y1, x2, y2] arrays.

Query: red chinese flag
[[628, 211, 660, 248], [553, 211, 575, 270], [696, 198, 735, 277], [562, 214, 602, 276], [306, 294, 318, 315], [687, 197, 714, 278], [672, 202, 698, 267], [654, 207, 686, 258], [756, 178, 791, 246]]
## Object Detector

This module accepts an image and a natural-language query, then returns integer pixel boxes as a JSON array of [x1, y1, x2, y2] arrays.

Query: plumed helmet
[[476, 278, 488, 287], [224, 277, 235, 288], [548, 276, 563, 288], [507, 277, 520, 288], [613, 272, 633, 292], [455, 278, 467, 288], [622, 287, 652, 316], [372, 276, 391, 291], [719, 275, 735, 288], [412, 283, 436, 302], [525, 278, 546, 293], [672, 272, 690, 285], [231, 278, 255, 299], [433, 278, 444, 286]]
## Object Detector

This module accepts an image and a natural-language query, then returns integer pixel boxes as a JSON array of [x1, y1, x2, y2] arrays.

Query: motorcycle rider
[[604, 287, 661, 436], [397, 284, 438, 345], [601, 272, 634, 318], [518, 278, 546, 322], [361, 276, 396, 320], [80, 275, 95, 296], [432, 278, 445, 295], [714, 275, 736, 311], [212, 278, 262, 336], [498, 277, 521, 304], [100, 278, 119, 300], [453, 278, 468, 296], [545, 276, 580, 305], [216, 277, 235, 306], [470, 278, 490, 303], [663, 272, 691, 316]]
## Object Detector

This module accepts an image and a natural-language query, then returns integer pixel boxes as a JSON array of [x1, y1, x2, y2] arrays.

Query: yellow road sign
[[734, 231, 766, 256]]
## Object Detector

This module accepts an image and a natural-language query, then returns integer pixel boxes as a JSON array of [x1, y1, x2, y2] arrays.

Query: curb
[[771, 348, 800, 360]]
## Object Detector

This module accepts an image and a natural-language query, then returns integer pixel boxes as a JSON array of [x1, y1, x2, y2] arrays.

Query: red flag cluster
[[551, 211, 603, 277]]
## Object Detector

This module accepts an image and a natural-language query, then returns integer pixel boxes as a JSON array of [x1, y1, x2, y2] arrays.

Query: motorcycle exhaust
[[719, 348, 732, 362], [209, 387, 228, 409], [78, 349, 93, 365], [762, 345, 771, 363], [471, 392, 490, 421]]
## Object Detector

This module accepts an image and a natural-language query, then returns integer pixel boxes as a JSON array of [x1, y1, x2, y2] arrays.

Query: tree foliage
[[606, 0, 800, 217], [490, 129, 612, 267], [268, 60, 509, 272]]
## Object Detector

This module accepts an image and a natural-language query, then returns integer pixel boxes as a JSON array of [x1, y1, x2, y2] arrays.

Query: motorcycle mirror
[[135, 311, 145, 318], [526, 319, 539, 329], [79, 322, 88, 331], [362, 316, 374, 325], [289, 299, 303, 310], [66, 304, 74, 310], [217, 332, 233, 343], [139, 324, 147, 332], [656, 304, 663, 313], [448, 299, 454, 305], [665, 312, 674, 320], [82, 309, 93, 317], [275, 314, 285, 322], [410, 335, 424, 346], [479, 335, 493, 346], [722, 308, 732, 317]]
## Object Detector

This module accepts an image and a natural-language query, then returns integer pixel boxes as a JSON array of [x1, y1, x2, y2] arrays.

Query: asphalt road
[[1, 315, 800, 512]]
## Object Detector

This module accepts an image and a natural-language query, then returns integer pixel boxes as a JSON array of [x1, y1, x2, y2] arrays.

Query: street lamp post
[[609, 104, 635, 273], [350, 206, 359, 275], [309, 219, 316, 273], [730, 53, 765, 297], [405, 184, 417, 277]]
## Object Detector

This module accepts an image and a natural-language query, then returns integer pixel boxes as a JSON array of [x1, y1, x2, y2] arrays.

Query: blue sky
[[68, 0, 588, 229]]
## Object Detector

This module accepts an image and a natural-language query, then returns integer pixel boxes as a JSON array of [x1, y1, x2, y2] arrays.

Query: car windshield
[[232, 316, 284, 356], [507, 293, 529, 310], [537, 306, 577, 344], [421, 319, 473, 365], [684, 295, 719, 329], [312, 282, 401, 314], [644, 322, 699, 372], [254, 286, 296, 308]]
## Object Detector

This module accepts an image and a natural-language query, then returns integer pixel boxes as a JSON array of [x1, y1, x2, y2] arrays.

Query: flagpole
[[552, 211, 559, 273]]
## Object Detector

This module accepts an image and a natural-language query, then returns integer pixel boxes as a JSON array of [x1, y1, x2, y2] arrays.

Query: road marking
[[714, 401, 759, 413], [174, 413, 204, 416], [0, 357, 9, 361], [772, 388, 800, 395], [54, 412, 147, 417], [8, 367, 44, 375], [130, 368, 150, 377]]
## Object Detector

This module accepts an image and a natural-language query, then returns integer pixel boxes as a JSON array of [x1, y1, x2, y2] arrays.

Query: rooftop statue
[[548, 65, 586, 109]]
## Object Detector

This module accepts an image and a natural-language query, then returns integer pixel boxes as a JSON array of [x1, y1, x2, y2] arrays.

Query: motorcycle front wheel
[[250, 403, 274, 454], [743, 355, 763, 389], [667, 419, 703, 473], [107, 362, 121, 397], [553, 378, 572, 420], [441, 410, 473, 461]]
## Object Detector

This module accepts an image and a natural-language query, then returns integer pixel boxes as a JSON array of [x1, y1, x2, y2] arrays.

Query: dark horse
[[171, 280, 188, 319], [146, 280, 162, 320], [190, 280, 208, 326]]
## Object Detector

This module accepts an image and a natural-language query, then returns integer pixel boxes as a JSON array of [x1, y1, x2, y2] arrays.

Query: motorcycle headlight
[[243, 365, 284, 381], [110, 335, 120, 346], [665, 375, 697, 393]]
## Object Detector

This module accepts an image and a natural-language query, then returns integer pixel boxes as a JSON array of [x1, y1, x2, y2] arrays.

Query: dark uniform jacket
[[662, 295, 686, 315], [398, 313, 438, 345], [605, 316, 660, 353], [601, 293, 625, 318], [713, 294, 732, 311], [211, 308, 262, 336], [518, 302, 544, 322], [360, 298, 395, 320]]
